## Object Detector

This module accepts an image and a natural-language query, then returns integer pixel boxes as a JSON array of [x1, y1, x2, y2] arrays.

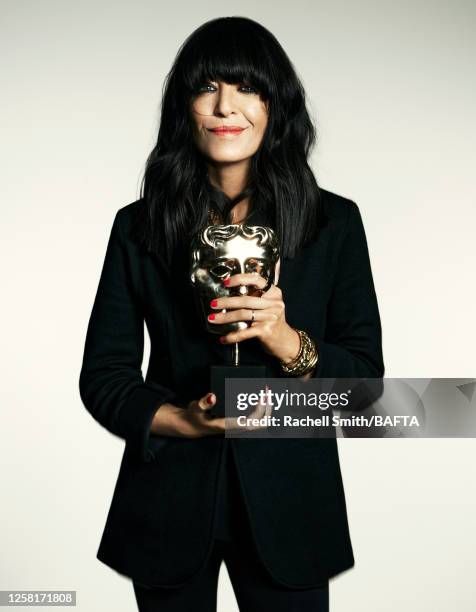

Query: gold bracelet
[[281, 330, 317, 376], [282, 329, 305, 368], [280, 328, 319, 377]]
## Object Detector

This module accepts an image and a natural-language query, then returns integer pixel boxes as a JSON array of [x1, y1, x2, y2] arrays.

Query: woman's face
[[189, 80, 269, 164]]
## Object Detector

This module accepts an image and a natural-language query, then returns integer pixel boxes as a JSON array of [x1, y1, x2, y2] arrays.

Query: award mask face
[[190, 224, 280, 335]]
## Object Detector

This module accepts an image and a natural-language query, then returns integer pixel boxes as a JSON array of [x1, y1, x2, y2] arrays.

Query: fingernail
[[223, 278, 230, 286], [219, 336, 226, 343], [206, 393, 214, 404], [210, 299, 218, 308], [208, 313, 216, 321]]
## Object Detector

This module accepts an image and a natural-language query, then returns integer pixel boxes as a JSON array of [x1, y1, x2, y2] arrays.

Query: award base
[[210, 364, 267, 418]]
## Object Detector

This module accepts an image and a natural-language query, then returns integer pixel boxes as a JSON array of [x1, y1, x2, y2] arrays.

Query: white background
[[2, 0, 475, 610]]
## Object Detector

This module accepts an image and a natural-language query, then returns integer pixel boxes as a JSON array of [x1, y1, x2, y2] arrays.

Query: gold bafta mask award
[[190, 223, 280, 417]]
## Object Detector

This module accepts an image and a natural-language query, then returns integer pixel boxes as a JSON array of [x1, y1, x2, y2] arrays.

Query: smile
[[208, 127, 246, 136]]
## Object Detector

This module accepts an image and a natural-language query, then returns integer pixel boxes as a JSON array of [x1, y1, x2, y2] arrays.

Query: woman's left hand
[[208, 261, 301, 365]]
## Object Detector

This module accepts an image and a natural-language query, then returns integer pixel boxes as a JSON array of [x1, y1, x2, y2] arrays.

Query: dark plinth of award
[[210, 343, 267, 418], [190, 222, 280, 419]]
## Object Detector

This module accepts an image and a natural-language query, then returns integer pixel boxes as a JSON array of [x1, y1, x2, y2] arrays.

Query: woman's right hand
[[150, 392, 226, 438]]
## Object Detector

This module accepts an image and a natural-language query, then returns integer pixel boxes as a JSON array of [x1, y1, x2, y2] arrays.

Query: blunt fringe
[[133, 16, 328, 267]]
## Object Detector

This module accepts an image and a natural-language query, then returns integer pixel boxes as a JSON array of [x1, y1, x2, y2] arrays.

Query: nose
[[214, 83, 237, 117]]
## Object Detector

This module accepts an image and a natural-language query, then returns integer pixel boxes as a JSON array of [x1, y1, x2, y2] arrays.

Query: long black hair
[[134, 16, 327, 267]]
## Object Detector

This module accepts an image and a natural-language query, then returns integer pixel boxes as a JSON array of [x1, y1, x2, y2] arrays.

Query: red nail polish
[[206, 393, 214, 404], [223, 278, 230, 286], [210, 299, 218, 308], [208, 313, 215, 321], [219, 336, 226, 343]]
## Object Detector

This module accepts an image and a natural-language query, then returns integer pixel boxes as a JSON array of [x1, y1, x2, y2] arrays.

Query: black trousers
[[133, 441, 329, 612]]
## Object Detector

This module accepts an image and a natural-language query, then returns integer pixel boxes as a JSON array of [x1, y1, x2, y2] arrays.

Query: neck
[[207, 159, 251, 223]]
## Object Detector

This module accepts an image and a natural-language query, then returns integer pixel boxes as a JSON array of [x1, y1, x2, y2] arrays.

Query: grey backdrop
[[2, 1, 475, 611]]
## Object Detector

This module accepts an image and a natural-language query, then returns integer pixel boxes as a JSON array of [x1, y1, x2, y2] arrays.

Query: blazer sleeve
[[79, 210, 181, 463], [312, 200, 384, 379]]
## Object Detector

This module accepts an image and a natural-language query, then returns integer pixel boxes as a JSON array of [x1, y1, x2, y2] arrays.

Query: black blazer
[[79, 187, 384, 589]]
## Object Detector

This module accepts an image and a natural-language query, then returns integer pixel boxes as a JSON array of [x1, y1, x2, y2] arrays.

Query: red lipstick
[[209, 126, 246, 135]]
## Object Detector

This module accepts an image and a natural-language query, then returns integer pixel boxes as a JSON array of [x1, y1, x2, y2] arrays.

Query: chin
[[206, 152, 252, 164]]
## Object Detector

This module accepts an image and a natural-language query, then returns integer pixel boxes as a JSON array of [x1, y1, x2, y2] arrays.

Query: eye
[[196, 81, 217, 94], [245, 258, 265, 273], [210, 262, 234, 279], [239, 84, 259, 94]]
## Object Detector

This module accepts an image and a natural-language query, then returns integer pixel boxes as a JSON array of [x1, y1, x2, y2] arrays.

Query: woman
[[79, 16, 384, 612]]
